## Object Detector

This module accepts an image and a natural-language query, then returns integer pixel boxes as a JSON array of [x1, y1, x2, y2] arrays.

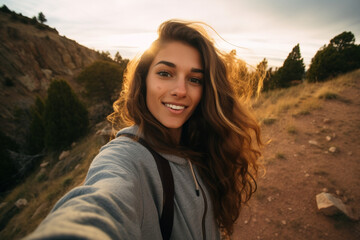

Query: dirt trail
[[233, 80, 360, 239]]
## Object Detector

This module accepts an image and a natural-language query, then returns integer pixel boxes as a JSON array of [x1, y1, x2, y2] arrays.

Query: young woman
[[26, 20, 262, 240]]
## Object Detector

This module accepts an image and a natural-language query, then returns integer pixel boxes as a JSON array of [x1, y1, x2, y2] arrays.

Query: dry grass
[[252, 69, 360, 121], [0, 129, 104, 239]]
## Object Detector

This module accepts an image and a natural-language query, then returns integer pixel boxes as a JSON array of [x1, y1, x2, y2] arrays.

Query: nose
[[171, 77, 187, 98]]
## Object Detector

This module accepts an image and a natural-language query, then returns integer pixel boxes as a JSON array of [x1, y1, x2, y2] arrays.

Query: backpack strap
[[120, 133, 174, 240]]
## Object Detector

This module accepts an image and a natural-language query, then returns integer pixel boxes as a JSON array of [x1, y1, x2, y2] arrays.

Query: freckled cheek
[[149, 84, 163, 93], [147, 83, 165, 101], [152, 82, 165, 93]]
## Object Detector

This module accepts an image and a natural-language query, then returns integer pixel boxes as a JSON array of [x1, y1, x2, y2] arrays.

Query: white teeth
[[165, 103, 185, 110]]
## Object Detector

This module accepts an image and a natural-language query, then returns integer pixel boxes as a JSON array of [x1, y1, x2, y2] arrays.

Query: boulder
[[41, 68, 53, 80], [329, 147, 337, 153], [14, 198, 28, 209], [316, 192, 357, 220], [40, 161, 49, 168], [323, 118, 331, 123], [308, 140, 319, 146], [59, 150, 70, 160]]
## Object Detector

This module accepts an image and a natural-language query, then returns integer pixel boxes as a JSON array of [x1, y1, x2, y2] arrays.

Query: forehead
[[151, 41, 203, 69]]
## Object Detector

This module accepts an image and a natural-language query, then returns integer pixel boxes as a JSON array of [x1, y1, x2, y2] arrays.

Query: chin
[[162, 122, 183, 130]]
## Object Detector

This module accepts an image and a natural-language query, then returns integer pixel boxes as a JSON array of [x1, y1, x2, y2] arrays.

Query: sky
[[1, 0, 360, 68]]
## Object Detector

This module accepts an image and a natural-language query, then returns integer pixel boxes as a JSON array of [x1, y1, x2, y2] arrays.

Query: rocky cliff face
[[0, 9, 100, 144]]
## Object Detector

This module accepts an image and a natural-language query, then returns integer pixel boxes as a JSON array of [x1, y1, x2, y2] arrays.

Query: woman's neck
[[169, 127, 182, 144]]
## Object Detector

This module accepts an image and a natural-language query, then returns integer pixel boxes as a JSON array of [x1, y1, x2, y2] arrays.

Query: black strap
[[120, 133, 174, 240]]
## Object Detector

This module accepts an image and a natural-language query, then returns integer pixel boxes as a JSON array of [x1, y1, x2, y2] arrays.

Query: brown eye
[[189, 77, 203, 85], [157, 71, 172, 77]]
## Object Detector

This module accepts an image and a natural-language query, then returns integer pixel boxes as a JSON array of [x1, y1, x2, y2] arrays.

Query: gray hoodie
[[25, 126, 220, 240]]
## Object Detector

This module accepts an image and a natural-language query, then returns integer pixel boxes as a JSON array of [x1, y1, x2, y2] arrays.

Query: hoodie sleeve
[[25, 138, 144, 240]]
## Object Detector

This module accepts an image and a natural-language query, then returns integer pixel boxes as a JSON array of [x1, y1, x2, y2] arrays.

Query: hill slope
[[0, 7, 100, 145]]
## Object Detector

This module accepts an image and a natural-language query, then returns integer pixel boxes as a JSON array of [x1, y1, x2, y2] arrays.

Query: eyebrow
[[155, 60, 204, 73]]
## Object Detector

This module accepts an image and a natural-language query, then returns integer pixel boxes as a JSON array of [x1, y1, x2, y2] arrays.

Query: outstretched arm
[[25, 140, 144, 240]]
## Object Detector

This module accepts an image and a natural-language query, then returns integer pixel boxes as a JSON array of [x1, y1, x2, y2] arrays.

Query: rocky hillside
[[0, 7, 100, 144]]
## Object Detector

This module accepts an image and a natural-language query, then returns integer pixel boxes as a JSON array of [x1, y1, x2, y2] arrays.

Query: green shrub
[[307, 31, 360, 82], [77, 60, 126, 104], [44, 79, 88, 150]]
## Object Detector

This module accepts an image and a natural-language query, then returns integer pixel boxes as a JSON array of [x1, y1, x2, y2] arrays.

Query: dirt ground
[[233, 81, 360, 239]]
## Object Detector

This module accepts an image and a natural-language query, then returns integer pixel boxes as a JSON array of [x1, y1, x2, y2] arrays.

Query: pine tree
[[277, 44, 305, 88], [37, 12, 47, 24], [44, 79, 88, 150], [114, 51, 123, 63], [265, 44, 305, 89], [27, 96, 45, 154]]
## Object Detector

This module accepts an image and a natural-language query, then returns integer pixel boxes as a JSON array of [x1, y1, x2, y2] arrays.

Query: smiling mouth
[[164, 103, 186, 110]]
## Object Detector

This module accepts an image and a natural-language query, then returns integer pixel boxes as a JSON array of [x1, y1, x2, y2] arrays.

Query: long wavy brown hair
[[108, 20, 263, 237]]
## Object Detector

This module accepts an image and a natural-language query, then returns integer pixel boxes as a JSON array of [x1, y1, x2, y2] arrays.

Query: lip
[[162, 102, 188, 114]]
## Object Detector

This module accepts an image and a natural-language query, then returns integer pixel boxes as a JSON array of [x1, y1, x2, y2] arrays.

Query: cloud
[[2, 0, 359, 67]]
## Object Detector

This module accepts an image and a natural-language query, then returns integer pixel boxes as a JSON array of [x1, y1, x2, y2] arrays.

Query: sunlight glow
[[2, 0, 359, 68], [103, 32, 158, 58]]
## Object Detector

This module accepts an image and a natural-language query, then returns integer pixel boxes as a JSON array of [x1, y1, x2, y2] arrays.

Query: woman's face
[[146, 41, 203, 141]]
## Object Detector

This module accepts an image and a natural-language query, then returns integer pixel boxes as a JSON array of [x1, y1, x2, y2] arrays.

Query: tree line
[[261, 31, 360, 91]]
